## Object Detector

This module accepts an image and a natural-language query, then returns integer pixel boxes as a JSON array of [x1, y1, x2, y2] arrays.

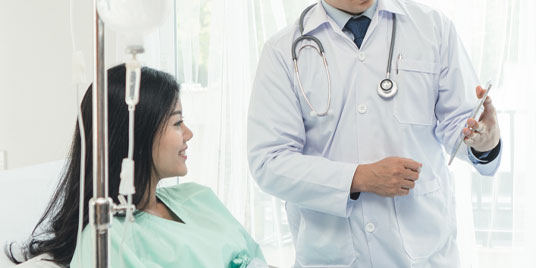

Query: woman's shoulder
[[157, 182, 215, 202], [157, 183, 232, 218]]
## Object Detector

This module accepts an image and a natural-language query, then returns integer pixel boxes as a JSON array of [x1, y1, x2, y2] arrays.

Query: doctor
[[247, 0, 501, 267]]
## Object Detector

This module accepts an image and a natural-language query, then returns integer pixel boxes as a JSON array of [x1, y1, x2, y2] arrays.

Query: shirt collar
[[377, 0, 406, 17], [302, 0, 406, 34], [321, 0, 377, 30]]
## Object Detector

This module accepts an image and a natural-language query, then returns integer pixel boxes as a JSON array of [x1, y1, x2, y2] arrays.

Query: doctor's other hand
[[351, 157, 422, 197], [463, 85, 501, 152]]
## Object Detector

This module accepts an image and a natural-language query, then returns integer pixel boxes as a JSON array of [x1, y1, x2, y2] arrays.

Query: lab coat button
[[366, 223, 375, 233], [358, 104, 367, 114], [359, 52, 366, 62]]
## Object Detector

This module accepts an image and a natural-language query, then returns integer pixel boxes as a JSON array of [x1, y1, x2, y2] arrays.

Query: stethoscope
[[292, 3, 398, 117]]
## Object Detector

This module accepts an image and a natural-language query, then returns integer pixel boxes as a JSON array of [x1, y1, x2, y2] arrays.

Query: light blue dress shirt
[[247, 0, 501, 267], [321, 0, 377, 29]]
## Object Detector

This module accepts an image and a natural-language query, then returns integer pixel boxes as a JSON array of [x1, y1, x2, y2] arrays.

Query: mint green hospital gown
[[70, 183, 265, 268]]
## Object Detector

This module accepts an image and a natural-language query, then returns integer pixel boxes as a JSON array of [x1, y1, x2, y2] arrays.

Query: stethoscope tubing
[[386, 14, 396, 79], [292, 3, 397, 116]]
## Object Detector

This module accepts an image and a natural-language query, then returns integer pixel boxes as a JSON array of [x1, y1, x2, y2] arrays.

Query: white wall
[[0, 0, 96, 170], [0, 0, 175, 170]]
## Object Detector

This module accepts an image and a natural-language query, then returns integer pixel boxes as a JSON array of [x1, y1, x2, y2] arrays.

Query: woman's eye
[[174, 120, 183, 126]]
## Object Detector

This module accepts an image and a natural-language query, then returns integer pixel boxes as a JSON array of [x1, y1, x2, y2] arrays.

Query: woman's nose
[[183, 124, 193, 141]]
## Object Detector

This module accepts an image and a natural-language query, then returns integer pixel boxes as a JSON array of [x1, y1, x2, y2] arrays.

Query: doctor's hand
[[463, 86, 501, 152], [351, 157, 422, 197]]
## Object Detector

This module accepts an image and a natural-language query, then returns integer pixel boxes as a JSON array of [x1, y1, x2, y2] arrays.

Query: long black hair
[[6, 64, 180, 266]]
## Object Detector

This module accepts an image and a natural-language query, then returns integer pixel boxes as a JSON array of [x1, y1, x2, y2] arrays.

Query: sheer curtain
[[146, 0, 535, 267], [417, 0, 536, 267], [171, 0, 314, 266]]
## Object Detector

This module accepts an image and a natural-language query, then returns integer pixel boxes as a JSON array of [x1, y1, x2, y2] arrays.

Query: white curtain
[[147, 0, 536, 267], [173, 0, 316, 266], [417, 0, 536, 267]]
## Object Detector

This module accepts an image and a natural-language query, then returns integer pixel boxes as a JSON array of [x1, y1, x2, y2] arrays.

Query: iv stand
[[89, 0, 112, 267], [87, 0, 152, 266]]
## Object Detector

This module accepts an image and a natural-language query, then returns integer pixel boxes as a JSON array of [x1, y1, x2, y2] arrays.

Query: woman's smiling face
[[152, 100, 193, 179]]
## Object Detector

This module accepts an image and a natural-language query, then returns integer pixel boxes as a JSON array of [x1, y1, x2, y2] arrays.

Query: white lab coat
[[247, 0, 501, 267]]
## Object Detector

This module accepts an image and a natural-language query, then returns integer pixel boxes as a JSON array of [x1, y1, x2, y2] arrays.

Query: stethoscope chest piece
[[377, 78, 398, 98]]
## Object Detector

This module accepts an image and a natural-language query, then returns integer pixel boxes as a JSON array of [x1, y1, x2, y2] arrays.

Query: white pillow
[[16, 254, 61, 268], [0, 160, 66, 267]]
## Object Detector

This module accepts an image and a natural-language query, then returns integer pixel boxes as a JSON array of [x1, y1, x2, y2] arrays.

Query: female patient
[[8, 64, 265, 267]]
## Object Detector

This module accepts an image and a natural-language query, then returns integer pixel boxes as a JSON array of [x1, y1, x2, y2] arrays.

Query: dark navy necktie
[[344, 16, 371, 49]]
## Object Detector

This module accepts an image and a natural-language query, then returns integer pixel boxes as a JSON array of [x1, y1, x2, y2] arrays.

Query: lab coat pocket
[[294, 208, 356, 267], [412, 176, 440, 196], [394, 174, 450, 260], [393, 59, 440, 126]]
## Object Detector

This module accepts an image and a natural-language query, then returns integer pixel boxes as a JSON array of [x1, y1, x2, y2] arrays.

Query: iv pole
[[87, 1, 171, 266], [89, 0, 112, 267]]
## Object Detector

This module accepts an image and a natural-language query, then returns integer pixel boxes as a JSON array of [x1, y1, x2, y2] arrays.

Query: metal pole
[[91, 1, 112, 267]]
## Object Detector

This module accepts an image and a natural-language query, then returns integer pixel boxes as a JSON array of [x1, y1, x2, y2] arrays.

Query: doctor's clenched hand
[[462, 85, 501, 152], [351, 157, 422, 197]]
